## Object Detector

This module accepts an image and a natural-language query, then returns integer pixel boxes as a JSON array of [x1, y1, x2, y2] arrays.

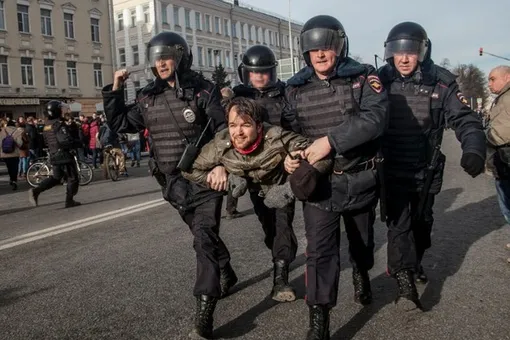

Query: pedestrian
[[0, 119, 24, 190], [378, 22, 486, 308], [284, 15, 388, 339], [102, 31, 237, 339]]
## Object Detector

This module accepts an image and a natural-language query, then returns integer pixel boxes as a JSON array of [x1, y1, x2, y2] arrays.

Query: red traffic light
[[479, 47, 483, 56]]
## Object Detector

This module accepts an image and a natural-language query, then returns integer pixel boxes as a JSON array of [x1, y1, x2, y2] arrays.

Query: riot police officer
[[378, 22, 486, 310], [284, 15, 388, 339], [28, 100, 81, 208], [102, 32, 237, 339], [234, 44, 298, 302]]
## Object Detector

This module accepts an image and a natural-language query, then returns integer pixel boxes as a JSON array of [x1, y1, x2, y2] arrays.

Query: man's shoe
[[306, 305, 330, 340], [65, 200, 81, 208], [220, 263, 238, 298], [352, 269, 372, 305], [395, 269, 422, 311], [271, 259, 296, 302], [415, 265, 428, 284], [189, 295, 217, 339], [225, 210, 243, 220], [28, 188, 39, 207]]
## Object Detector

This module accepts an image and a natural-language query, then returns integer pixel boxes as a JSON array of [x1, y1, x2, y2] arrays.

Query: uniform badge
[[456, 92, 469, 106], [431, 93, 439, 99], [352, 82, 361, 89], [183, 107, 196, 123], [367, 75, 383, 94]]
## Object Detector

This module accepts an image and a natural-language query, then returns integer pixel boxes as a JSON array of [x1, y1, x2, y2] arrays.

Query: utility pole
[[288, 0, 294, 74]]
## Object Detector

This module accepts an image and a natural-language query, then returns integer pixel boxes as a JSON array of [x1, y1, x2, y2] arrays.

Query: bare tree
[[439, 58, 451, 70], [349, 54, 363, 63], [451, 63, 488, 108]]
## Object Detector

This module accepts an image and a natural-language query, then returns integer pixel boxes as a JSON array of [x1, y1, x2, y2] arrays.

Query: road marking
[[0, 199, 166, 251]]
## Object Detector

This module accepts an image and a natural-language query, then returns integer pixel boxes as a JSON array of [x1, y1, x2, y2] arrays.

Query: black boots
[[306, 305, 330, 340], [219, 263, 238, 298], [271, 259, 296, 302], [352, 269, 372, 305], [415, 265, 428, 284], [65, 200, 81, 208], [189, 295, 217, 339], [395, 269, 422, 311]]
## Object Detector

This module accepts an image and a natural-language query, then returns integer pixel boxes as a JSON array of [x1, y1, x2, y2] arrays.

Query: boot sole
[[395, 297, 423, 312], [272, 290, 296, 302], [189, 329, 213, 340]]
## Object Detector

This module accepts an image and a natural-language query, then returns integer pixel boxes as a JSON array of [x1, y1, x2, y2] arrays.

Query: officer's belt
[[333, 157, 376, 175]]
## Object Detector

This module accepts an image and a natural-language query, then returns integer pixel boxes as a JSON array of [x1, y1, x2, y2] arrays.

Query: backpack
[[2, 129, 16, 153]]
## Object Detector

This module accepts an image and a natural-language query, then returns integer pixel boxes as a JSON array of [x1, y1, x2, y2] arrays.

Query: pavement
[[0, 131, 509, 340]]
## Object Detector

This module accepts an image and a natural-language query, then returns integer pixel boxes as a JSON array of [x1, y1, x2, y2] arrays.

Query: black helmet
[[45, 100, 64, 119], [384, 22, 429, 62], [300, 15, 348, 66], [238, 45, 278, 87], [146, 32, 193, 79]]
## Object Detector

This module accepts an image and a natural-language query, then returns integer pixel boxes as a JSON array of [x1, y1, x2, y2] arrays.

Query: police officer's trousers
[[35, 162, 79, 201], [386, 189, 435, 275], [303, 202, 376, 308], [250, 190, 298, 264], [179, 195, 231, 298]]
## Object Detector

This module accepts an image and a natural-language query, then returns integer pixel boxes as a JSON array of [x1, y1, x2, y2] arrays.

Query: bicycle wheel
[[26, 162, 51, 188], [106, 153, 119, 181], [77, 160, 93, 186]]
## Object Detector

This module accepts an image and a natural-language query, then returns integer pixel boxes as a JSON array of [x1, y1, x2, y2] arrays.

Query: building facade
[[0, 0, 114, 119], [112, 0, 303, 102]]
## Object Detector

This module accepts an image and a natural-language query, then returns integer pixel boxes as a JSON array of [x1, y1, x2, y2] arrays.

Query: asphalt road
[[0, 131, 509, 340]]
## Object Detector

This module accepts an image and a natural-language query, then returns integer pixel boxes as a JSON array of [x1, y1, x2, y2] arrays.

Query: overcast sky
[[242, 0, 510, 78]]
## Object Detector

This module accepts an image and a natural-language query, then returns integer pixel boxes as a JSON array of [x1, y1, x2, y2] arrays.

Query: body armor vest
[[43, 121, 60, 155], [294, 77, 357, 140], [383, 81, 436, 171], [141, 88, 203, 174]]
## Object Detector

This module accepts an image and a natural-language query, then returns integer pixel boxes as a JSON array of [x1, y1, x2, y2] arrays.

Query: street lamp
[[288, 0, 295, 74], [374, 54, 385, 69], [478, 47, 510, 62]]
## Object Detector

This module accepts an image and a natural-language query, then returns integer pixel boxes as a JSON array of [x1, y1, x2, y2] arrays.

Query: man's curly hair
[[225, 97, 264, 125]]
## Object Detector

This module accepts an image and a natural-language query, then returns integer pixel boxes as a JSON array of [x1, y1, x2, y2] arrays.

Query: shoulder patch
[[367, 75, 383, 94], [456, 91, 469, 106]]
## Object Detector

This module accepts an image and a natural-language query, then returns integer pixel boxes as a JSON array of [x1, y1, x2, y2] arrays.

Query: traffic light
[[479, 47, 483, 56]]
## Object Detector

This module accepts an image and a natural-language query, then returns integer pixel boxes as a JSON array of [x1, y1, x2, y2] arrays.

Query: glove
[[228, 174, 248, 198], [263, 182, 295, 209], [460, 153, 485, 177]]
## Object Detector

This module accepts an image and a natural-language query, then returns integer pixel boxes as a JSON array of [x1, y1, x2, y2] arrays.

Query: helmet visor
[[300, 28, 345, 55], [147, 45, 184, 67], [384, 39, 428, 62], [242, 66, 277, 89]]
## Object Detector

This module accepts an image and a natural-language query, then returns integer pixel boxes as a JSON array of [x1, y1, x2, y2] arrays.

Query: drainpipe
[[108, 0, 117, 70]]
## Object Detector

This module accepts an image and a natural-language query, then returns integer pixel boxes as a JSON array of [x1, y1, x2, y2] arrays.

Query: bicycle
[[26, 149, 94, 188], [103, 146, 124, 181]]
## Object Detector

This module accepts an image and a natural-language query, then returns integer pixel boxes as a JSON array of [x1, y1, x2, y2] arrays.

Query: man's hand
[[112, 69, 130, 91], [304, 136, 332, 165], [207, 165, 228, 191], [284, 150, 305, 174], [460, 153, 485, 178]]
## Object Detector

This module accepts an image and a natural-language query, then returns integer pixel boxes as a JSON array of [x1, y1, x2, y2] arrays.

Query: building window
[[248, 25, 252, 41], [143, 5, 149, 23], [44, 59, 56, 86], [214, 17, 220, 34], [0, 56, 8, 85], [130, 10, 136, 27], [205, 15, 211, 32], [197, 46, 203, 66], [94, 63, 103, 88], [0, 1, 5, 30], [161, 4, 168, 24], [64, 13, 74, 39], [40, 9, 52, 36], [184, 9, 190, 28], [21, 57, 33, 86], [224, 19, 229, 36], [232, 21, 237, 38], [195, 12, 201, 30], [207, 49, 213, 67], [117, 13, 124, 30], [255, 27, 259, 42], [17, 5, 30, 33], [90, 18, 100, 42], [269, 30, 273, 45], [67, 61, 78, 87], [225, 51, 231, 68], [132, 45, 139, 65], [119, 48, 126, 67], [173, 6, 179, 26], [133, 80, 140, 92]]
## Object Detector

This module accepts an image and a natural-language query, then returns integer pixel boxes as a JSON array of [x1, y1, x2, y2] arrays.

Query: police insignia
[[367, 75, 383, 93], [456, 92, 469, 106], [183, 107, 196, 123]]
